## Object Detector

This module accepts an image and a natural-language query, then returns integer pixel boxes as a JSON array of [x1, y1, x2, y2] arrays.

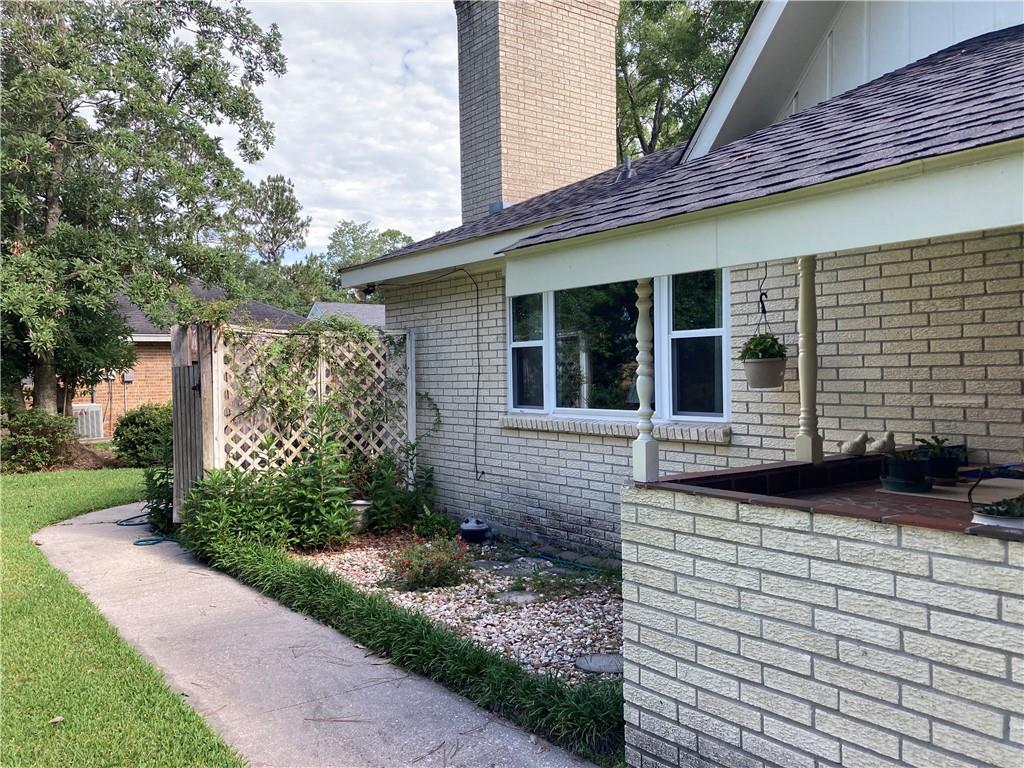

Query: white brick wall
[[383, 226, 1023, 553], [621, 485, 1024, 768]]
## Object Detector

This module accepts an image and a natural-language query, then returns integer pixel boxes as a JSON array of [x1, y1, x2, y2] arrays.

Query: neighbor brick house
[[73, 287, 303, 437]]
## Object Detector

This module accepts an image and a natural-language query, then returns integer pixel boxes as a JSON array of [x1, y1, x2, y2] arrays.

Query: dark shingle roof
[[117, 283, 306, 337], [511, 25, 1024, 252], [308, 302, 386, 327], [349, 142, 687, 267]]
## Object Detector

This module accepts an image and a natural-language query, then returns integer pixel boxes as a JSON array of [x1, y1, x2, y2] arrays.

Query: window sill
[[499, 414, 731, 445]]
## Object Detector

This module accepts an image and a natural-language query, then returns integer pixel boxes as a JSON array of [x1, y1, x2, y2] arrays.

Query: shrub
[[359, 445, 435, 533], [385, 536, 471, 590], [112, 403, 172, 467], [143, 465, 174, 534], [1, 409, 76, 473], [412, 506, 459, 540], [178, 469, 291, 563]]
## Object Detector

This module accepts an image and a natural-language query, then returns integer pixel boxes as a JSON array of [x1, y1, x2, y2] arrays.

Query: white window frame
[[654, 271, 732, 424], [507, 271, 731, 423]]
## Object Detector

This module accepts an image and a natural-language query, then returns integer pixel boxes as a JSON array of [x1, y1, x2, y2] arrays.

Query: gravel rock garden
[[300, 535, 623, 684]]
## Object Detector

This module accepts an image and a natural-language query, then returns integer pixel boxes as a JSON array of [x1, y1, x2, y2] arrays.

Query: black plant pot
[[886, 456, 928, 484], [927, 455, 961, 485]]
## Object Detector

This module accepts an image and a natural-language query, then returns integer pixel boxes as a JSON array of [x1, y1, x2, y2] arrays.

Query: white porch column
[[633, 278, 659, 482], [795, 255, 824, 464]]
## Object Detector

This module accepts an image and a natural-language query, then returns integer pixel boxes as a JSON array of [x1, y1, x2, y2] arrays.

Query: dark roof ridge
[[347, 141, 689, 268], [507, 23, 1024, 252]]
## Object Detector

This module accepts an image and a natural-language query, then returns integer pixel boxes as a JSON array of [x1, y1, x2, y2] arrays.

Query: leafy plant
[[738, 333, 787, 361], [359, 444, 435, 533], [178, 469, 291, 563], [977, 493, 1024, 519], [385, 537, 471, 591], [271, 404, 355, 550], [112, 404, 172, 468], [889, 448, 924, 461], [143, 465, 174, 535], [1, 409, 76, 473], [915, 435, 965, 459], [413, 506, 459, 540]]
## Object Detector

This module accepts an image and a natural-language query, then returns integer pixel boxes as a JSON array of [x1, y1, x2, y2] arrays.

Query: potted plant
[[915, 436, 966, 486], [972, 493, 1024, 530], [738, 333, 787, 389], [881, 449, 931, 492]]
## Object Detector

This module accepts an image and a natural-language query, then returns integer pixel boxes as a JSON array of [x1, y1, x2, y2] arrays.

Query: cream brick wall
[[383, 226, 1023, 553], [455, 0, 618, 222], [620, 486, 1024, 768]]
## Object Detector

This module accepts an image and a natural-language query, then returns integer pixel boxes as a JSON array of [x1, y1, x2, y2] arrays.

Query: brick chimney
[[454, 0, 619, 223]]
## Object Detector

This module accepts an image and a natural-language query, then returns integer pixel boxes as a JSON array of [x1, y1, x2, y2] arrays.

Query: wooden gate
[[170, 321, 415, 521]]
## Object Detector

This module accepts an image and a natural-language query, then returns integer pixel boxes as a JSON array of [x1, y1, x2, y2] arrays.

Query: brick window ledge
[[499, 414, 731, 445]]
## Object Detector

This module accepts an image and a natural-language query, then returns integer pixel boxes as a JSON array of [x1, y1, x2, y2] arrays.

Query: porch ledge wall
[[620, 484, 1024, 768], [499, 414, 731, 445]]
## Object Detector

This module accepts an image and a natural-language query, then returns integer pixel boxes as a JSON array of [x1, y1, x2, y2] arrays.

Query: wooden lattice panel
[[216, 325, 411, 472]]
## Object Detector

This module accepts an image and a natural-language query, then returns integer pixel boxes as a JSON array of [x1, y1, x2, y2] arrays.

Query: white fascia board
[[684, 0, 787, 161], [504, 141, 1023, 296], [132, 334, 172, 343], [339, 224, 549, 288]]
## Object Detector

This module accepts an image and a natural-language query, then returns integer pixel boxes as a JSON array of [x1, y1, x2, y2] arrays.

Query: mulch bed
[[299, 534, 623, 684]]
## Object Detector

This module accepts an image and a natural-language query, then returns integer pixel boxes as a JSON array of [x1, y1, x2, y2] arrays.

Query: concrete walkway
[[36, 504, 592, 768]]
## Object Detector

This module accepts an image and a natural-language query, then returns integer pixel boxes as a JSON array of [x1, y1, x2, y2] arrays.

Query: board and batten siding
[[778, 1, 1024, 119], [383, 225, 1023, 555]]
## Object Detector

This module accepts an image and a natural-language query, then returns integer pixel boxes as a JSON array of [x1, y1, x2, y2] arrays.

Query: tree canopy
[[231, 174, 310, 266], [0, 0, 285, 410], [326, 220, 413, 271], [616, 0, 754, 157]]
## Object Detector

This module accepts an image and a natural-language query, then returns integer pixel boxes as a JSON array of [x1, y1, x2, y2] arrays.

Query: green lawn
[[1, 469, 244, 768]]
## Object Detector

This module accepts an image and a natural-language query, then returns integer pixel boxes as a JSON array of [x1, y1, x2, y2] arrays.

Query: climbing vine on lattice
[[220, 318, 410, 470]]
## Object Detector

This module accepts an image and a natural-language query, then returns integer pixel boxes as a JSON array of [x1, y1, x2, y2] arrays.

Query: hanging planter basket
[[744, 357, 787, 389], [740, 272, 788, 390]]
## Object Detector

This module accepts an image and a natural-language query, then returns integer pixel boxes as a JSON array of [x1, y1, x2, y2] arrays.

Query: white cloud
[[233, 1, 461, 255]]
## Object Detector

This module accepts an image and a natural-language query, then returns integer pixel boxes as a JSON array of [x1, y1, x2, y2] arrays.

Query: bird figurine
[[866, 431, 896, 455], [836, 433, 870, 455]]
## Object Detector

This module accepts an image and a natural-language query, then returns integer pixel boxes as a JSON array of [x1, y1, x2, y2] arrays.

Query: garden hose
[[113, 512, 177, 546]]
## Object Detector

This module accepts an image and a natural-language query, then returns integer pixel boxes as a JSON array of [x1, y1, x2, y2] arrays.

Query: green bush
[[1, 409, 76, 473], [263, 404, 357, 550], [112, 403, 172, 467], [386, 536, 470, 590], [178, 469, 292, 563], [203, 541, 624, 761], [358, 445, 435, 533], [143, 465, 174, 534], [412, 506, 459, 540]]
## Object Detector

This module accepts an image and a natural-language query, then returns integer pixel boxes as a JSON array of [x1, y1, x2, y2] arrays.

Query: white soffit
[[340, 224, 548, 288], [503, 143, 1024, 297]]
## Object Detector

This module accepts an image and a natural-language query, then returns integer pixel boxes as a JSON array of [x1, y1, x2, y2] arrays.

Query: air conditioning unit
[[72, 403, 104, 441]]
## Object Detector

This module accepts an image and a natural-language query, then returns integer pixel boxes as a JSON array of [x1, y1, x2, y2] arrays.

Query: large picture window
[[508, 270, 729, 422], [555, 282, 638, 411]]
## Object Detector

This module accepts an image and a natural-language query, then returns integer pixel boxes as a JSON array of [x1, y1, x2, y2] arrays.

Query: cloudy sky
[[235, 2, 461, 257]]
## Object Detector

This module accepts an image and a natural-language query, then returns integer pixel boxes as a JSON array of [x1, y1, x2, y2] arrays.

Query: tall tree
[[326, 219, 413, 272], [231, 174, 310, 266], [241, 253, 347, 316], [0, 0, 285, 412], [616, 0, 754, 158]]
